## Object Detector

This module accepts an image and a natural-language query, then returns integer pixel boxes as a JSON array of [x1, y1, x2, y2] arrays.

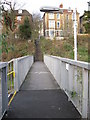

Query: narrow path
[[34, 39, 43, 61], [20, 62, 59, 90], [3, 62, 81, 118]]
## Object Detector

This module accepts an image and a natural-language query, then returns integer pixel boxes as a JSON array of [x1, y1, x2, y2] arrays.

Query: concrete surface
[[20, 62, 60, 90], [2, 62, 81, 119]]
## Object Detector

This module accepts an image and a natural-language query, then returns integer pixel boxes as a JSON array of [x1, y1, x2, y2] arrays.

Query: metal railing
[[44, 55, 90, 119], [13, 55, 34, 91], [0, 62, 8, 120], [7, 59, 15, 95], [0, 55, 34, 119]]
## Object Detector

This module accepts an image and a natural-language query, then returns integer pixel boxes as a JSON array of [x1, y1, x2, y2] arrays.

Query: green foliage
[[19, 17, 31, 40], [2, 33, 8, 53], [40, 35, 88, 62], [83, 11, 90, 33], [84, 22, 90, 33], [71, 91, 77, 98], [63, 43, 73, 51]]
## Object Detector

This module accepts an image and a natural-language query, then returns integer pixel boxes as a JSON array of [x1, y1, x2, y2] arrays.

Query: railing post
[[13, 59, 19, 92], [1, 66, 8, 115], [82, 68, 88, 118], [88, 71, 90, 119], [60, 62, 67, 90], [68, 64, 74, 92]]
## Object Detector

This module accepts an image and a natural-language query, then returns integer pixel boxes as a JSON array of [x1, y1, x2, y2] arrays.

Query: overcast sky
[[9, 0, 89, 17]]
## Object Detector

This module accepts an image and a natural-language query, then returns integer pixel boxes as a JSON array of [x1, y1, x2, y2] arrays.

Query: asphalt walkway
[[3, 62, 81, 118]]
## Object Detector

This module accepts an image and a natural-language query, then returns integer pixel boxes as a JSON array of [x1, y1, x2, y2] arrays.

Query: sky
[[6, 0, 89, 17]]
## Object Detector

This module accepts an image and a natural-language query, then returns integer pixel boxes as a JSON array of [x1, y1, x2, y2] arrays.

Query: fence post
[[88, 71, 90, 119], [82, 69, 88, 118], [1, 66, 8, 115], [68, 65, 74, 93], [13, 59, 19, 92]]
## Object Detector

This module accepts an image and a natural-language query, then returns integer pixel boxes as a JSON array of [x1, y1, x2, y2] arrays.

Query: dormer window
[[68, 7, 71, 12], [49, 13, 54, 19], [18, 10, 22, 14]]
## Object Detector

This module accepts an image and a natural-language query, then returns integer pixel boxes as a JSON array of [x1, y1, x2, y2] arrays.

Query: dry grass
[[2, 39, 35, 62], [40, 34, 89, 62]]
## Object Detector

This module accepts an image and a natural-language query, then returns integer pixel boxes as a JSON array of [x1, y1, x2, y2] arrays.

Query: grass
[[1, 34, 89, 62], [40, 34, 89, 62], [2, 39, 35, 62]]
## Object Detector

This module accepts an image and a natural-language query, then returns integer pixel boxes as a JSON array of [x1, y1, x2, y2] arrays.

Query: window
[[56, 31, 60, 37], [49, 13, 54, 19], [49, 30, 54, 37], [17, 16, 21, 21], [18, 10, 22, 14], [57, 13, 60, 19], [57, 21, 60, 28], [45, 31, 49, 37], [67, 15, 68, 21], [49, 20, 55, 28]]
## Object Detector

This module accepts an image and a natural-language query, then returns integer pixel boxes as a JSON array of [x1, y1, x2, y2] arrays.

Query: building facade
[[42, 4, 80, 39], [1, 9, 32, 38], [14, 9, 32, 38]]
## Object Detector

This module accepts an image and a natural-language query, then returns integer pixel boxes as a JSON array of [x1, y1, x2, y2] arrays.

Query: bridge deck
[[3, 62, 81, 118]]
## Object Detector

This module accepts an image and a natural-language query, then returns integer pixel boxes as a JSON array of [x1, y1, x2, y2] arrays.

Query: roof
[[40, 7, 79, 15], [14, 10, 32, 16]]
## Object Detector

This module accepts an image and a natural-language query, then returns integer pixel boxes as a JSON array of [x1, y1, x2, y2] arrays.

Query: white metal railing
[[13, 55, 34, 91], [7, 59, 15, 96], [0, 62, 8, 120], [44, 55, 90, 119], [0, 55, 34, 119]]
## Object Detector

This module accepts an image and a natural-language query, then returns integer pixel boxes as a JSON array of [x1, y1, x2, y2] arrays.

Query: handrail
[[7, 71, 15, 78], [0, 62, 7, 69], [45, 55, 90, 70]]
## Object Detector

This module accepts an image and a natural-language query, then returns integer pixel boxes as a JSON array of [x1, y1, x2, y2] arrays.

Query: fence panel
[[14, 56, 34, 91], [44, 55, 90, 118], [0, 62, 8, 119]]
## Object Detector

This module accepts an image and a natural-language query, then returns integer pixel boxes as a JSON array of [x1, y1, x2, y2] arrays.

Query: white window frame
[[57, 13, 60, 19], [17, 16, 21, 21], [49, 30, 54, 37], [49, 13, 54, 19], [49, 20, 55, 28]]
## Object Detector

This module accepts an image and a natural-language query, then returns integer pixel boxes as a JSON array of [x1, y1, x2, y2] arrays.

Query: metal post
[[0, 4, 2, 61], [73, 8, 77, 61], [1, 66, 8, 115]]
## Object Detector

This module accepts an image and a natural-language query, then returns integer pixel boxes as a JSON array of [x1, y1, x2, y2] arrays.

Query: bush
[[19, 17, 31, 40], [64, 43, 73, 51]]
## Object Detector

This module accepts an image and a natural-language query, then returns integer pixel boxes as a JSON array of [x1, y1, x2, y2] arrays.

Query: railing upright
[[0, 63, 8, 118]]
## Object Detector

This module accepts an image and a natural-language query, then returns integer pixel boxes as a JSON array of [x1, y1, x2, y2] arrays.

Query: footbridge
[[0, 55, 90, 119]]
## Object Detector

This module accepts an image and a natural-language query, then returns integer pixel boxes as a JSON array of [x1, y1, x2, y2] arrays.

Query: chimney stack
[[59, 4, 63, 8]]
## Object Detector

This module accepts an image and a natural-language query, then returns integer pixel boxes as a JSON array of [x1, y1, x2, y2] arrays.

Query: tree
[[1, 0, 25, 33], [1, 0, 17, 32], [19, 17, 32, 40], [83, 11, 90, 33]]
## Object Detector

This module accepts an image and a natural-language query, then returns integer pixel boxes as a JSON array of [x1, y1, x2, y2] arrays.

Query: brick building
[[42, 4, 80, 39], [1, 9, 32, 38], [14, 9, 32, 38]]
